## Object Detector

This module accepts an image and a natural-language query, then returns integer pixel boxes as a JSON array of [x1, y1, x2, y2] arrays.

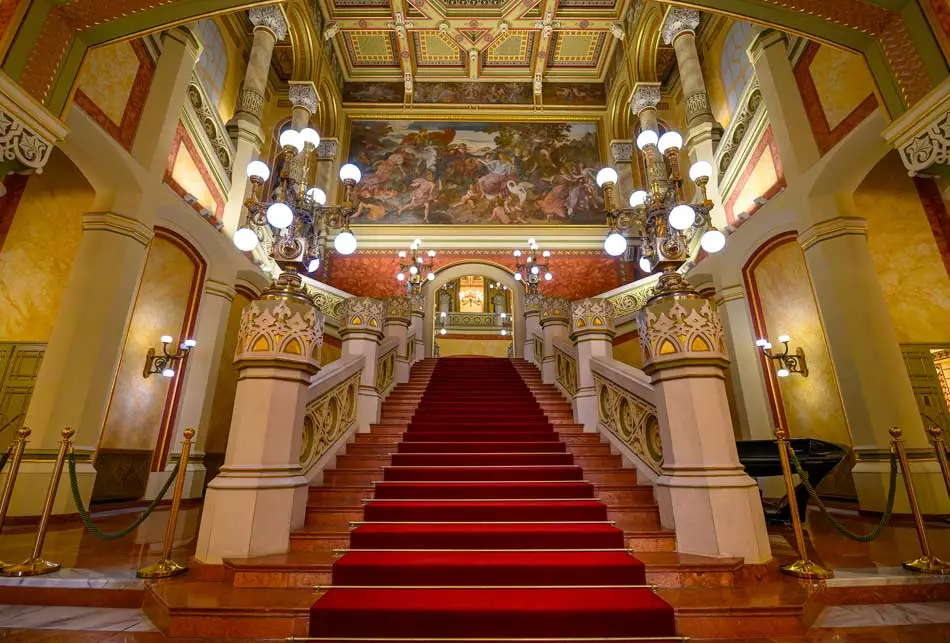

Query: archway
[[423, 261, 525, 360]]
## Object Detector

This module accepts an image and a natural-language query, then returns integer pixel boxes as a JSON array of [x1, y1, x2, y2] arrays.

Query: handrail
[[532, 333, 544, 367], [552, 336, 578, 398], [376, 337, 399, 396], [301, 354, 365, 480]]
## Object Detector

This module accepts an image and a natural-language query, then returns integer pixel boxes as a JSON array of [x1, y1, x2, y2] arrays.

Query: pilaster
[[570, 299, 616, 433], [384, 296, 412, 384], [539, 297, 571, 385], [340, 297, 385, 431], [523, 292, 542, 368], [408, 293, 425, 363]]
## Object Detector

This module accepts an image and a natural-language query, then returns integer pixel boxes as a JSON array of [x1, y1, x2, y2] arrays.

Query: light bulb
[[396, 272, 405, 281], [299, 127, 320, 148], [657, 131, 683, 153], [246, 160, 270, 182], [636, 130, 658, 150], [501, 329, 508, 336], [440, 311, 447, 318], [700, 229, 726, 253], [307, 187, 327, 206], [307, 258, 320, 273], [778, 335, 791, 344], [763, 342, 773, 351], [427, 272, 435, 281], [334, 231, 358, 255], [414, 238, 423, 247], [596, 167, 618, 187], [542, 250, 551, 258], [427, 249, 436, 257], [409, 266, 419, 275], [501, 313, 507, 319], [531, 265, 540, 275], [514, 273, 522, 281], [233, 227, 260, 251], [339, 163, 362, 183], [639, 256, 652, 273], [266, 202, 294, 228], [160, 335, 173, 344], [777, 368, 791, 378], [513, 249, 522, 257], [417, 256, 424, 264], [161, 368, 175, 378], [689, 160, 713, 182], [440, 328, 447, 335], [755, 339, 769, 348], [668, 204, 696, 231], [184, 339, 197, 348], [398, 250, 407, 258], [629, 190, 648, 208], [527, 238, 536, 245], [279, 129, 304, 153], [544, 272, 553, 281], [604, 232, 627, 257]]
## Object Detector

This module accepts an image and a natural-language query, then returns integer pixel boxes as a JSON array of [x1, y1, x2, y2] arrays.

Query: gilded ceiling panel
[[343, 31, 400, 67]]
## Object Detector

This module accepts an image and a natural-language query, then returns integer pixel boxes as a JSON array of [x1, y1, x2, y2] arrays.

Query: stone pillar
[[409, 293, 425, 364], [630, 83, 668, 186], [799, 210, 948, 513], [10, 213, 153, 516], [145, 278, 236, 501], [609, 140, 635, 205], [195, 273, 322, 563], [222, 6, 288, 235], [289, 81, 317, 130], [315, 140, 340, 200], [339, 297, 385, 432], [384, 296, 412, 384], [523, 292, 542, 368], [570, 299, 616, 433], [638, 290, 770, 563], [132, 27, 202, 176], [662, 7, 725, 228], [540, 297, 571, 385]]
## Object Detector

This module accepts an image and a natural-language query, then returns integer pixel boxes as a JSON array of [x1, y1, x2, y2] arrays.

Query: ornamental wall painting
[[348, 120, 605, 225]]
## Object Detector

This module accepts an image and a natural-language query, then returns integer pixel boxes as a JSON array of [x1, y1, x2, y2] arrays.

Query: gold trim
[[289, 638, 687, 642], [797, 217, 868, 252]]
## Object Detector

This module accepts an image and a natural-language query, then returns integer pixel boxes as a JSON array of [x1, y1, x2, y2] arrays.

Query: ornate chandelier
[[513, 238, 553, 294], [396, 239, 437, 292], [232, 126, 363, 275], [595, 129, 725, 295]]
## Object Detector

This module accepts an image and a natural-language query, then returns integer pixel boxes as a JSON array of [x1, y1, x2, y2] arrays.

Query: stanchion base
[[1, 558, 61, 577], [780, 559, 834, 580], [137, 558, 188, 579], [902, 556, 950, 574]]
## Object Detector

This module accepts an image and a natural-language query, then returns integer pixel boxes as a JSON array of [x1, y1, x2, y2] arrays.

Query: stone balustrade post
[[570, 299, 616, 433], [195, 273, 323, 563], [539, 297, 571, 385], [523, 292, 542, 368], [339, 297, 385, 431], [638, 288, 770, 563], [409, 293, 425, 364], [384, 296, 412, 384]]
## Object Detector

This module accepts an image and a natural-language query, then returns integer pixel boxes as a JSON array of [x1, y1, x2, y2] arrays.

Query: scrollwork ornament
[[0, 107, 53, 171], [610, 140, 634, 163], [637, 293, 727, 369], [899, 112, 950, 176], [570, 298, 616, 338], [540, 296, 571, 325], [630, 84, 661, 116], [525, 292, 543, 314], [661, 7, 699, 45]]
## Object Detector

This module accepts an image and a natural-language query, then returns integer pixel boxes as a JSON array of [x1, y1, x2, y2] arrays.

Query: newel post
[[340, 297, 385, 432], [570, 298, 616, 433], [539, 296, 571, 385]]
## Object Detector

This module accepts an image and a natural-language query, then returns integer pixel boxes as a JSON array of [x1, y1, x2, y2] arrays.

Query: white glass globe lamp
[[514, 272, 522, 281], [339, 163, 362, 184], [657, 131, 683, 154], [279, 129, 304, 154], [700, 229, 726, 253], [300, 128, 320, 148], [233, 227, 259, 251], [334, 231, 358, 255], [689, 161, 713, 182], [246, 161, 270, 183], [636, 130, 659, 150], [668, 204, 696, 231], [629, 190, 648, 208], [266, 202, 294, 229], [440, 328, 447, 335], [306, 187, 327, 206], [409, 265, 419, 275], [596, 167, 618, 188], [639, 256, 652, 273], [544, 272, 553, 281], [531, 265, 540, 275], [604, 232, 627, 257], [427, 272, 436, 281], [396, 272, 405, 281], [307, 258, 320, 273]]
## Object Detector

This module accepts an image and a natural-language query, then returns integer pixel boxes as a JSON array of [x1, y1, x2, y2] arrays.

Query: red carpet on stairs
[[309, 357, 678, 641]]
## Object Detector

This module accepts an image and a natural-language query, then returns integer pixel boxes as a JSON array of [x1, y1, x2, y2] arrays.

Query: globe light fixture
[[334, 231, 358, 255], [246, 160, 270, 182], [233, 227, 260, 252], [513, 239, 552, 293], [143, 335, 196, 379], [396, 239, 437, 292], [756, 334, 808, 378], [266, 202, 294, 229], [604, 232, 627, 257], [339, 163, 362, 184]]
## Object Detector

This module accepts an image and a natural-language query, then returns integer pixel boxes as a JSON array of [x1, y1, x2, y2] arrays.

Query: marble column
[[195, 273, 322, 563], [638, 289, 770, 563], [662, 7, 725, 228], [609, 140, 635, 209], [132, 26, 202, 177], [630, 83, 668, 186], [523, 292, 542, 368], [384, 296, 412, 384], [340, 298, 385, 432], [409, 293, 425, 364], [315, 139, 340, 201], [145, 278, 236, 501], [9, 213, 153, 516], [540, 297, 571, 385], [222, 6, 288, 235], [570, 299, 616, 433]]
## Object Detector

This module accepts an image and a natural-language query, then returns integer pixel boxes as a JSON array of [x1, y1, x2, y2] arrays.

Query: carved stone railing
[[714, 79, 766, 204], [590, 356, 662, 477], [304, 279, 349, 326], [182, 74, 234, 199], [553, 337, 578, 398], [533, 333, 544, 366], [601, 276, 658, 322], [301, 355, 363, 480], [883, 78, 950, 176], [445, 311, 503, 329], [407, 332, 416, 363], [375, 336, 399, 396]]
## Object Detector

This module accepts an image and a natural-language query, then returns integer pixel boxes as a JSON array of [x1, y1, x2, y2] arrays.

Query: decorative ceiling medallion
[[343, 31, 400, 67]]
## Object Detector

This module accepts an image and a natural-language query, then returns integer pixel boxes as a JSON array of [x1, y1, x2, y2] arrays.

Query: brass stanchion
[[137, 428, 194, 579], [0, 428, 31, 568], [3, 428, 73, 577], [775, 428, 833, 579], [927, 426, 950, 501], [890, 427, 950, 574]]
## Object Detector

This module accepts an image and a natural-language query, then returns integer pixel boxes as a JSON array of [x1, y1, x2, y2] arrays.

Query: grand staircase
[[145, 357, 812, 640]]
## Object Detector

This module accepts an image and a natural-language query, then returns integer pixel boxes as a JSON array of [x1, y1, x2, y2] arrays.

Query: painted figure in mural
[[347, 121, 603, 224]]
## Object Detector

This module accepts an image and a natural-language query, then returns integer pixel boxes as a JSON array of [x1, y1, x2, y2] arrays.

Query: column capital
[[525, 291, 543, 314], [82, 212, 154, 247], [409, 292, 425, 316], [798, 216, 868, 252], [249, 6, 289, 41], [609, 140, 634, 163], [540, 296, 571, 326], [662, 7, 700, 45], [384, 295, 412, 326], [631, 82, 661, 117], [570, 298, 616, 340], [340, 297, 385, 339], [288, 81, 319, 115], [638, 292, 728, 374]]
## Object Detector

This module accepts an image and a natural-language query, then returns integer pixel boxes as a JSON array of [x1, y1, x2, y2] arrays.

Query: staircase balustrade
[[301, 355, 364, 482], [552, 337, 578, 398], [375, 337, 399, 397], [532, 333, 544, 367]]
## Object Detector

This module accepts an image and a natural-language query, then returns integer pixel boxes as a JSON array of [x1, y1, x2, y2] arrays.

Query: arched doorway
[[424, 262, 524, 359]]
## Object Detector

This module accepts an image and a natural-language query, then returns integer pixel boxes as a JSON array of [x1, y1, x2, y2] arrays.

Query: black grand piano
[[736, 438, 849, 525]]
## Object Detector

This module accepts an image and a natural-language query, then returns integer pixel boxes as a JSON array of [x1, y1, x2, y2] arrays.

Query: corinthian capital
[[630, 82, 661, 116], [249, 6, 289, 41], [661, 7, 700, 45], [289, 81, 319, 114]]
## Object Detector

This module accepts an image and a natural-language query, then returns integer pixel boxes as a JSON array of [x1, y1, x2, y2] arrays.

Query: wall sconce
[[144, 336, 196, 378], [756, 335, 807, 378]]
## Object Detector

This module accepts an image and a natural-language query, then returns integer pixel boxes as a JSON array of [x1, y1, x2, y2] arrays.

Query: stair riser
[[597, 488, 656, 504], [609, 512, 662, 530], [305, 508, 363, 527], [143, 593, 308, 639], [585, 470, 640, 484], [290, 534, 351, 552], [309, 488, 373, 505], [326, 470, 382, 484], [646, 569, 738, 588], [626, 535, 676, 552], [674, 613, 807, 638], [230, 568, 333, 589]]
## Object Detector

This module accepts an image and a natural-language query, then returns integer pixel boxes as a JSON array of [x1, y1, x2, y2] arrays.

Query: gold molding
[[81, 212, 154, 247], [798, 217, 868, 252]]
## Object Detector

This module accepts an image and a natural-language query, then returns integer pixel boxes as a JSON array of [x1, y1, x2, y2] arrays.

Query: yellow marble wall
[[612, 334, 643, 369], [170, 138, 219, 216], [322, 340, 342, 366], [0, 150, 93, 342], [806, 45, 876, 130], [437, 338, 511, 358], [76, 41, 140, 125], [750, 240, 852, 446], [731, 139, 778, 215], [99, 235, 199, 451], [205, 291, 252, 455], [856, 153, 950, 344]]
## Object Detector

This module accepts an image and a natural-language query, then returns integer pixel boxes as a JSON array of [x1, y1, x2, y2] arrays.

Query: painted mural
[[348, 121, 604, 224], [542, 83, 606, 106], [413, 82, 532, 104], [343, 82, 404, 103]]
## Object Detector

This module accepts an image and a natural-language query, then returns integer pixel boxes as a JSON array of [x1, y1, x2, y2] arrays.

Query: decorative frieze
[[571, 298, 616, 338], [340, 297, 384, 337], [525, 292, 543, 314], [714, 80, 762, 179], [637, 293, 727, 369], [384, 296, 412, 325], [540, 296, 571, 325], [684, 91, 712, 123], [883, 78, 950, 176], [236, 88, 265, 121], [409, 292, 425, 316], [289, 81, 319, 115], [661, 7, 700, 45], [609, 140, 634, 164], [249, 6, 289, 41]]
